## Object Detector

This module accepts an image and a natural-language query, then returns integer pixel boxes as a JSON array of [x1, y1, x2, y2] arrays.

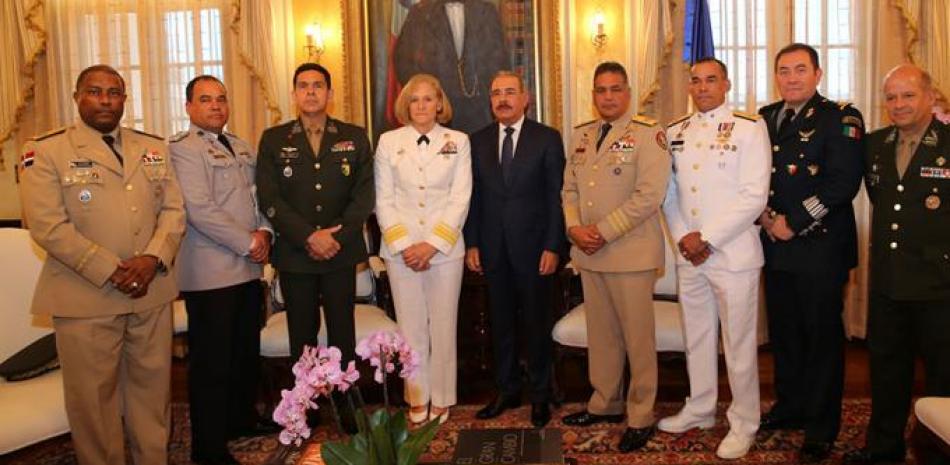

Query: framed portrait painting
[[362, 0, 546, 141]]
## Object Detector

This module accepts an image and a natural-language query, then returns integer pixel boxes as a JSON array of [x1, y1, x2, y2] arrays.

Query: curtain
[[0, 0, 45, 173], [634, 0, 674, 110], [922, 0, 950, 101]]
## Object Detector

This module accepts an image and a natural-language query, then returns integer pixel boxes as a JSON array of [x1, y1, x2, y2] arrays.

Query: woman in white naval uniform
[[375, 74, 472, 424]]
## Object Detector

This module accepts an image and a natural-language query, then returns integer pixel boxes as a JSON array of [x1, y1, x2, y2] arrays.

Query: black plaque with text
[[451, 428, 563, 465]]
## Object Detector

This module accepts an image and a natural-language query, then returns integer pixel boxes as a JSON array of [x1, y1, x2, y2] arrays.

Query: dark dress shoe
[[561, 410, 624, 426], [531, 402, 551, 428], [618, 426, 655, 453], [760, 410, 804, 431], [799, 442, 833, 463], [842, 447, 905, 464], [476, 394, 521, 419]]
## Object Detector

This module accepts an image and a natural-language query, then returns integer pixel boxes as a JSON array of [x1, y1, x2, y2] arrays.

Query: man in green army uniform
[[846, 64, 950, 465], [255, 62, 374, 381]]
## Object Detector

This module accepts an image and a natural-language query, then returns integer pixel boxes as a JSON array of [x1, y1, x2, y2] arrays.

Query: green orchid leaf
[[397, 419, 440, 465]]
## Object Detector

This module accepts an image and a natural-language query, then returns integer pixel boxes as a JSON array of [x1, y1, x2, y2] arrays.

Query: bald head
[[883, 64, 935, 133]]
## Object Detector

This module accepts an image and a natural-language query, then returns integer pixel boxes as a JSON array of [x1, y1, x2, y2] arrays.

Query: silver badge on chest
[[283, 166, 293, 178], [79, 189, 92, 203]]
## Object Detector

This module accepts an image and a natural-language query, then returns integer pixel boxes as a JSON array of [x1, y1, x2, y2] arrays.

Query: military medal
[[799, 129, 816, 142], [614, 167, 622, 175], [266, 206, 276, 218], [79, 189, 92, 203], [283, 166, 293, 177], [937, 156, 946, 167], [786, 164, 798, 175], [773, 145, 780, 152], [807, 164, 820, 176], [341, 157, 351, 177], [926, 195, 941, 210]]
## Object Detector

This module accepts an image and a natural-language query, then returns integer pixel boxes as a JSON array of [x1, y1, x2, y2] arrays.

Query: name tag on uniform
[[279, 147, 299, 159], [920, 166, 950, 179], [69, 159, 95, 169]]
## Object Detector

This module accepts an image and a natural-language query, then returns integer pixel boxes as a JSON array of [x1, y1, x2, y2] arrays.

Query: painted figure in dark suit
[[394, 0, 510, 134], [255, 63, 375, 366], [757, 43, 865, 464], [845, 64, 950, 465], [464, 71, 566, 428]]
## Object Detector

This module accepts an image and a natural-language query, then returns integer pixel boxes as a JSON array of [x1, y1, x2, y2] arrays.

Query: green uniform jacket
[[256, 117, 374, 273], [866, 119, 950, 301]]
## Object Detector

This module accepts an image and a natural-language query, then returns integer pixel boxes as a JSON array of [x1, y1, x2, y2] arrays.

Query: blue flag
[[683, 0, 715, 64]]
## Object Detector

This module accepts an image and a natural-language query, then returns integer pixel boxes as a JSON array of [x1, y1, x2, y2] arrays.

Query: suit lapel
[[483, 124, 503, 184], [71, 124, 123, 177], [508, 120, 533, 186], [905, 120, 943, 181], [319, 119, 341, 162], [121, 129, 144, 183], [429, 2, 455, 58]]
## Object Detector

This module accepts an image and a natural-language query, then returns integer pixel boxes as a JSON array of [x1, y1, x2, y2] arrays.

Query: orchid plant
[[272, 330, 439, 465]]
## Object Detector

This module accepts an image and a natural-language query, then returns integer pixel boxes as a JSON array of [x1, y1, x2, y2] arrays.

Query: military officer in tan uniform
[[560, 61, 671, 453], [19, 64, 185, 465]]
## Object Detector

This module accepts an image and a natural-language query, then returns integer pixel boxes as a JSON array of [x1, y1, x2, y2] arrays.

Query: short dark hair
[[593, 61, 628, 85], [75, 64, 126, 93], [293, 62, 331, 89], [185, 75, 225, 102], [774, 43, 820, 71], [693, 57, 729, 79]]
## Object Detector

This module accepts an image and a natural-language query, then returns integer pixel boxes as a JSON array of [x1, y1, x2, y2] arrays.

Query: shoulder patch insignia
[[842, 115, 863, 128], [32, 127, 66, 142], [131, 128, 163, 141], [574, 119, 596, 129], [632, 114, 657, 127], [168, 130, 189, 143], [733, 111, 760, 122], [666, 113, 692, 128]]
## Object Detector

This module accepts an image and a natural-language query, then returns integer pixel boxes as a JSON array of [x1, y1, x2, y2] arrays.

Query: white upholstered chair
[[0, 228, 69, 454], [551, 231, 686, 353]]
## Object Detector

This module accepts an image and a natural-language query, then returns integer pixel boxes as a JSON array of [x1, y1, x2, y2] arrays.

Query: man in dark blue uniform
[[757, 43, 865, 463], [845, 64, 950, 465], [255, 63, 374, 365]]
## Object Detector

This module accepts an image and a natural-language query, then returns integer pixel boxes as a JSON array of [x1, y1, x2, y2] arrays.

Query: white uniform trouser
[[385, 257, 463, 408], [676, 264, 761, 437]]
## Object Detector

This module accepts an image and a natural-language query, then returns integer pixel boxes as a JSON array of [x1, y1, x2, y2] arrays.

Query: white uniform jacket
[[169, 125, 272, 292], [375, 124, 472, 264], [662, 103, 772, 271]]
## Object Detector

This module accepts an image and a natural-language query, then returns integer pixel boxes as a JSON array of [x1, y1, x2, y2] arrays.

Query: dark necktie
[[417, 134, 429, 146], [501, 126, 515, 185], [596, 123, 612, 152], [102, 135, 123, 166], [778, 107, 796, 132], [217, 133, 235, 156]]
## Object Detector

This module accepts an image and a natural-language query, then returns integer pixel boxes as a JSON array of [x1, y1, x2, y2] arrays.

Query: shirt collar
[[77, 118, 120, 143], [499, 115, 525, 133], [694, 102, 730, 121]]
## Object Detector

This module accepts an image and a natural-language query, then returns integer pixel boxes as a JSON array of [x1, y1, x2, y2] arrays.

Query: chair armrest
[[368, 256, 396, 321]]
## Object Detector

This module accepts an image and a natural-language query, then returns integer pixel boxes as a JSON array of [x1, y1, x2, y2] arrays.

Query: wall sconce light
[[592, 12, 607, 50], [304, 23, 325, 63]]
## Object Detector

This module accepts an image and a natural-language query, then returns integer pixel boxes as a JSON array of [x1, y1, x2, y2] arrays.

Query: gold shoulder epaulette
[[631, 114, 657, 127], [733, 110, 760, 122], [837, 101, 853, 110], [666, 113, 692, 128], [574, 119, 596, 129], [32, 126, 66, 142], [131, 127, 163, 141], [168, 130, 189, 143]]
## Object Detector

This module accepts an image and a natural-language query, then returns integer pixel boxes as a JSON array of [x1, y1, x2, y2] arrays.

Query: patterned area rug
[[3, 400, 918, 464]]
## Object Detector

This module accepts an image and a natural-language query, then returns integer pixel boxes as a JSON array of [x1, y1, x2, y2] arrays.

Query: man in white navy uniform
[[168, 75, 276, 465], [659, 57, 771, 460]]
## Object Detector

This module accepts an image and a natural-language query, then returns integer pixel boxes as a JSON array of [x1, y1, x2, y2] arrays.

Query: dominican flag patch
[[20, 150, 35, 168], [842, 126, 860, 139]]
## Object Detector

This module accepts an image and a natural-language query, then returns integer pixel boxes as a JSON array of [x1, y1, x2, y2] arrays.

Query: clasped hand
[[109, 255, 158, 298]]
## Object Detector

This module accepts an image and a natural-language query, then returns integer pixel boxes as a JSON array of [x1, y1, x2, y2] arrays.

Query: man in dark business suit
[[394, 0, 510, 134], [464, 71, 566, 428], [757, 43, 865, 464]]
